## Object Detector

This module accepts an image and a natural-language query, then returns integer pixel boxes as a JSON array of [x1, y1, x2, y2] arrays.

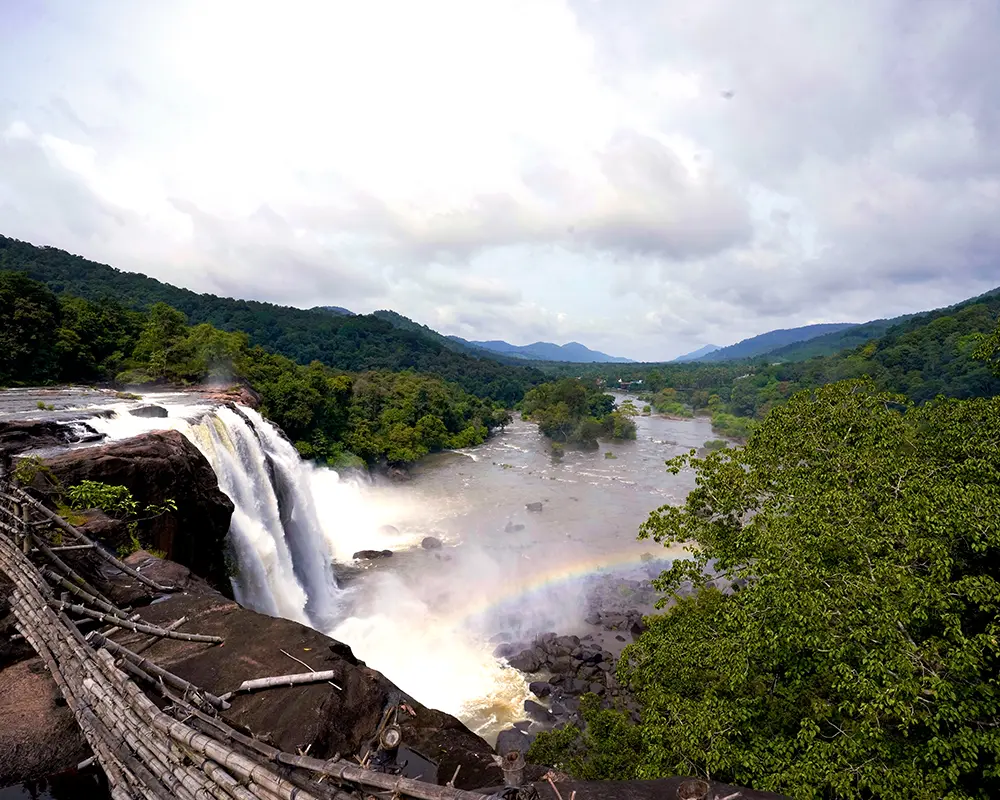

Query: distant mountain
[[452, 338, 633, 363], [696, 323, 857, 362], [673, 344, 721, 363], [312, 305, 355, 316], [766, 319, 899, 361]]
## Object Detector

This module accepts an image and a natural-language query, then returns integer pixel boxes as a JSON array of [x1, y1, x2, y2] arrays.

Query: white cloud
[[0, 0, 997, 360]]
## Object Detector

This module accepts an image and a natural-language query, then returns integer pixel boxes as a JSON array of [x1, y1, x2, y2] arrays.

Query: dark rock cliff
[[28, 430, 234, 588]]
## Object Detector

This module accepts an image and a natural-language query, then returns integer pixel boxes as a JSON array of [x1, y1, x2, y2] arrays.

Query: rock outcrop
[[26, 431, 234, 588], [0, 419, 105, 460], [0, 551, 508, 790]]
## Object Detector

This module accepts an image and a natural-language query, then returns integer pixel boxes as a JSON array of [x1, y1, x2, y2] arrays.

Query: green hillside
[[0, 235, 543, 404]]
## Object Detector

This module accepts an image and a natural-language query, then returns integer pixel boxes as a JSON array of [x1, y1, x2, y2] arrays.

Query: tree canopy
[[530, 379, 1000, 798], [521, 378, 636, 447], [0, 272, 510, 468]]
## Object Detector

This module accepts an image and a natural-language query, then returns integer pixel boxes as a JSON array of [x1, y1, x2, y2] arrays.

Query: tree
[[535, 380, 1000, 799], [0, 272, 61, 385]]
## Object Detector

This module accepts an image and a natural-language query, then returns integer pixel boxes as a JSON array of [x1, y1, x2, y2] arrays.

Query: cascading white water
[[86, 396, 529, 737], [87, 400, 340, 629]]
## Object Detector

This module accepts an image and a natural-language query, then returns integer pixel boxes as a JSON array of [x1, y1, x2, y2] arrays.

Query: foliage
[[0, 272, 515, 467], [12, 455, 49, 486], [521, 379, 633, 446], [527, 694, 644, 780], [0, 236, 545, 403], [564, 380, 1000, 798], [66, 481, 177, 556]]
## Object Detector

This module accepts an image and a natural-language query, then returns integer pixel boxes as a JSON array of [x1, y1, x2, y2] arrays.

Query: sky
[[1, 0, 998, 361]]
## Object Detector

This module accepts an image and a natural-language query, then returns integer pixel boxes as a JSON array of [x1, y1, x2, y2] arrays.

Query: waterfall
[[88, 400, 341, 629]]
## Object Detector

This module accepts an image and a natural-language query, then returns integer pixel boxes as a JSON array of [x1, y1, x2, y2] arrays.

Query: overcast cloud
[[1, 0, 997, 360]]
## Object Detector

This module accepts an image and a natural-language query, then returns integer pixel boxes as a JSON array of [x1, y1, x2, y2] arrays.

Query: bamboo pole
[[30, 532, 116, 606], [11, 486, 177, 593], [132, 615, 188, 655], [42, 567, 133, 620], [90, 633, 230, 710], [220, 670, 342, 701], [50, 600, 224, 644]]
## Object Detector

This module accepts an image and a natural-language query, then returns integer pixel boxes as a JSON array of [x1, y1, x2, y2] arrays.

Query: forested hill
[[696, 322, 857, 362], [0, 236, 543, 404]]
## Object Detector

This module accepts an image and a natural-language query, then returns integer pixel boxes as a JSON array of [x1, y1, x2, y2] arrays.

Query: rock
[[0, 419, 105, 458], [525, 502, 543, 512], [533, 631, 557, 647], [508, 649, 542, 673], [584, 611, 601, 625], [493, 643, 517, 658], [581, 649, 603, 664], [504, 521, 525, 532], [597, 662, 612, 672], [489, 632, 511, 644], [129, 404, 168, 418], [528, 681, 552, 698], [524, 699, 555, 723], [352, 549, 393, 560], [577, 665, 598, 680], [601, 613, 628, 630], [550, 656, 575, 675], [379, 524, 400, 536], [553, 635, 580, 649], [496, 727, 532, 757], [34, 430, 234, 588], [386, 466, 411, 482], [421, 536, 443, 550], [615, 634, 627, 642], [589, 683, 606, 696], [513, 720, 532, 732]]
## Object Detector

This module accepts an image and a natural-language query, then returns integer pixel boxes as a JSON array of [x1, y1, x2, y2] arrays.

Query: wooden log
[[50, 600, 224, 644], [220, 671, 342, 701]]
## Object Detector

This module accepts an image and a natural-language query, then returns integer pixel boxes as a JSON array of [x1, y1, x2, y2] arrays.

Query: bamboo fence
[[0, 478, 500, 800]]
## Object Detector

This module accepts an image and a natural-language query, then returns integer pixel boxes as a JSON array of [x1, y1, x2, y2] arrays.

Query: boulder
[[379, 524, 400, 536], [129, 404, 169, 418], [504, 521, 525, 532], [553, 635, 580, 649], [508, 649, 542, 673], [0, 419, 104, 459], [353, 549, 393, 560], [550, 656, 575, 675], [496, 727, 531, 757], [421, 536, 443, 550], [33, 430, 234, 588], [528, 681, 552, 698], [525, 502, 543, 512], [492, 643, 517, 659], [524, 699, 555, 723]]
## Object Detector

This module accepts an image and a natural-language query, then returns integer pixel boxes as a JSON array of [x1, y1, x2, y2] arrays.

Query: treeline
[[521, 378, 637, 447], [0, 272, 510, 467], [0, 235, 544, 404], [544, 293, 1000, 439]]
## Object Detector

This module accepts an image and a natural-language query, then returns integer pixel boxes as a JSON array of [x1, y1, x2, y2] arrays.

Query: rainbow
[[456, 543, 693, 626]]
